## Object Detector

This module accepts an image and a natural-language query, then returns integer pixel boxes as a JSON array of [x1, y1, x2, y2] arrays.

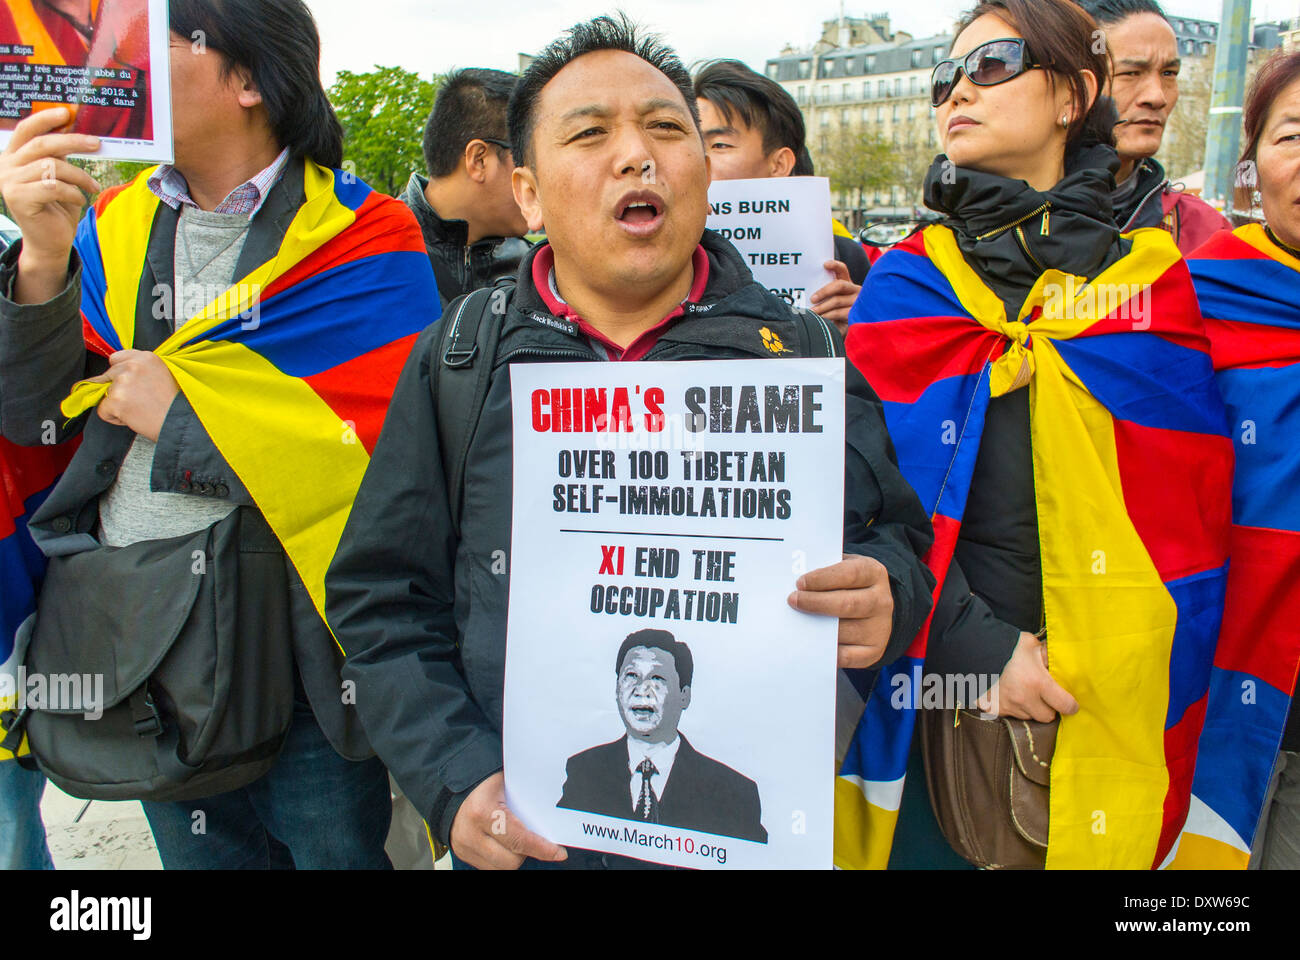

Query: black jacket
[[400, 173, 531, 307], [324, 228, 936, 844], [557, 734, 767, 844], [918, 144, 1128, 677], [0, 162, 372, 760]]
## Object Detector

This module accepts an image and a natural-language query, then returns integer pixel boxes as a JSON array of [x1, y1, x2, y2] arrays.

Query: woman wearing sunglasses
[[836, 0, 1232, 870], [1183, 52, 1300, 870]]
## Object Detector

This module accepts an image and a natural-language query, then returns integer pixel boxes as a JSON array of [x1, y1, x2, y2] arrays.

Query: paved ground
[[40, 782, 162, 870], [39, 781, 450, 870]]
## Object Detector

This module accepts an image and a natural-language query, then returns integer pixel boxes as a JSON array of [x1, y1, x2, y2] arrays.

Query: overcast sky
[[305, 0, 1300, 85]]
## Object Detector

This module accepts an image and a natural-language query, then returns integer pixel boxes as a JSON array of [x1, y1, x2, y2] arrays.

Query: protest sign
[[0, 0, 171, 162], [707, 176, 835, 310], [504, 358, 844, 869]]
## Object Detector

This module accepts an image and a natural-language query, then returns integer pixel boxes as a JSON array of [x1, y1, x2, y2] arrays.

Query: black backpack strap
[[795, 308, 841, 359], [433, 280, 512, 537]]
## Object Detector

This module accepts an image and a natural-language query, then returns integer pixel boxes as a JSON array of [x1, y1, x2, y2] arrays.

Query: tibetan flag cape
[[1, 438, 75, 760], [59, 160, 440, 630], [1179, 224, 1300, 868], [835, 225, 1233, 869]]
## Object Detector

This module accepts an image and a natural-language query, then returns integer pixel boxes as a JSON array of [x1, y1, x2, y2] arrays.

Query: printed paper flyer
[[0, 0, 172, 161]]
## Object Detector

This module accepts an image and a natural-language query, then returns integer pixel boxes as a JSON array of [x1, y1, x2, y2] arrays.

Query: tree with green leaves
[[817, 125, 898, 218], [328, 66, 441, 197]]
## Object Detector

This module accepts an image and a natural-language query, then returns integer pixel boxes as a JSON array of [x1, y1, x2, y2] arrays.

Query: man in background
[[693, 59, 869, 331], [1080, 0, 1229, 249], [402, 68, 531, 306]]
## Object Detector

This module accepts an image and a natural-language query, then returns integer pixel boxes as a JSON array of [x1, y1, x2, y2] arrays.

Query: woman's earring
[[1061, 114, 1070, 128]]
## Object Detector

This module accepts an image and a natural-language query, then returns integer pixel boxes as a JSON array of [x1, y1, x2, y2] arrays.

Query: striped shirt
[[147, 148, 291, 217]]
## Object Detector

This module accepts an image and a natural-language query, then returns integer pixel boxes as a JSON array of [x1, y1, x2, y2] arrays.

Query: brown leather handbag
[[919, 707, 1058, 869]]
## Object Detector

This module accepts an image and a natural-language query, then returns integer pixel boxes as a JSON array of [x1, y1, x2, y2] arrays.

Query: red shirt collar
[[530, 244, 710, 361]]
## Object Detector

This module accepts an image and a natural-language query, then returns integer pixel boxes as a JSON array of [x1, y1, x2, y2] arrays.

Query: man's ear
[[464, 140, 490, 184], [512, 165, 545, 234], [232, 64, 263, 109], [768, 146, 797, 178], [680, 685, 692, 711]]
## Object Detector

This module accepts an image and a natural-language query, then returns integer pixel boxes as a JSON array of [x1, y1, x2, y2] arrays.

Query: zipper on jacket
[[1014, 225, 1046, 273], [495, 345, 596, 367], [1119, 177, 1169, 233], [974, 201, 1051, 242]]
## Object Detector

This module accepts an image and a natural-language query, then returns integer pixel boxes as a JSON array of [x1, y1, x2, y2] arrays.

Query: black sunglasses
[[479, 137, 512, 153], [931, 38, 1041, 108]]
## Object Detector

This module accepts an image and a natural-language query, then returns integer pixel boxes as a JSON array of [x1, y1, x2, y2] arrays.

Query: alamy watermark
[[1, 668, 104, 719]]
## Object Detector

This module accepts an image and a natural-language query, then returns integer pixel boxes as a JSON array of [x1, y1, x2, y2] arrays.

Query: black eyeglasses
[[479, 137, 512, 153], [931, 38, 1041, 108]]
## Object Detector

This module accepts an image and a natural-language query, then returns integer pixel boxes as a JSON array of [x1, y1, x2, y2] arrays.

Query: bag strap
[[795, 308, 840, 359], [434, 280, 512, 537]]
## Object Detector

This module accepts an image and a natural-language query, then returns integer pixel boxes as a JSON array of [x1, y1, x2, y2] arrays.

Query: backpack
[[430, 279, 840, 533]]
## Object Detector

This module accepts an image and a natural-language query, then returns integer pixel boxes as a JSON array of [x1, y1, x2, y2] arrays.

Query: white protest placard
[[504, 358, 844, 870], [707, 176, 835, 311], [0, 0, 173, 162]]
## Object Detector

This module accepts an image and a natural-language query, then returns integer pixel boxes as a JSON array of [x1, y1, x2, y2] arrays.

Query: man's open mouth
[[615, 191, 665, 231]]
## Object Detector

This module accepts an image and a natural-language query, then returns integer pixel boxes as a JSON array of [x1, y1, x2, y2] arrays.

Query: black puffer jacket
[[400, 173, 532, 307], [324, 228, 937, 843], [918, 143, 1128, 677]]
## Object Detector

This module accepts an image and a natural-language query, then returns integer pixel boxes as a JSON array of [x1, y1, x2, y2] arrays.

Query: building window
[[818, 84, 829, 103], [876, 106, 884, 122], [934, 45, 946, 62], [907, 103, 916, 120], [797, 85, 807, 103], [820, 111, 830, 127], [798, 59, 811, 78], [866, 54, 876, 70], [909, 76, 919, 95], [863, 81, 871, 99], [892, 105, 900, 122], [893, 78, 902, 96], [767, 64, 780, 80], [840, 108, 849, 124], [862, 107, 870, 122], [911, 49, 923, 68], [842, 82, 851, 100], [878, 79, 886, 97]]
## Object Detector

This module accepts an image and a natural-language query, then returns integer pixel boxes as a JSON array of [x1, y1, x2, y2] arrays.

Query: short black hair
[[508, 12, 698, 168], [169, 0, 343, 168], [1076, 0, 1167, 25], [423, 68, 518, 179], [693, 59, 807, 162], [616, 629, 693, 689]]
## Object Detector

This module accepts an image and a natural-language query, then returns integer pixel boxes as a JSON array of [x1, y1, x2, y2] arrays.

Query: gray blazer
[[0, 160, 372, 760]]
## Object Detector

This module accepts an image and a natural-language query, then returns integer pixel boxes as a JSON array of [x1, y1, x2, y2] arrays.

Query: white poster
[[707, 176, 835, 311], [0, 0, 173, 162], [504, 358, 845, 870]]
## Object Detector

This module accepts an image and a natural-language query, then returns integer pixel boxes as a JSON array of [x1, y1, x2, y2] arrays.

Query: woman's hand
[[976, 631, 1079, 722]]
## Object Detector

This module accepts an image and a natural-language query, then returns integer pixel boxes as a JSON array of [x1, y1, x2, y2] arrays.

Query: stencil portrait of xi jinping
[[557, 628, 767, 843]]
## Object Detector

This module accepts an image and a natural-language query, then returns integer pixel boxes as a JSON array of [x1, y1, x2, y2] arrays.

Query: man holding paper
[[325, 13, 935, 871], [694, 59, 871, 331]]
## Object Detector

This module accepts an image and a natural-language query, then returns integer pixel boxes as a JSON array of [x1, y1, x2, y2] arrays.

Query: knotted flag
[[835, 225, 1233, 868], [1177, 224, 1300, 868], [60, 159, 440, 631]]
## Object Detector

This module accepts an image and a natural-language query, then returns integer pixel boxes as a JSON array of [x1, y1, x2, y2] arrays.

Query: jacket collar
[[1113, 157, 1169, 232], [923, 142, 1125, 309], [401, 172, 519, 250], [504, 229, 805, 358], [137, 158, 307, 349]]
